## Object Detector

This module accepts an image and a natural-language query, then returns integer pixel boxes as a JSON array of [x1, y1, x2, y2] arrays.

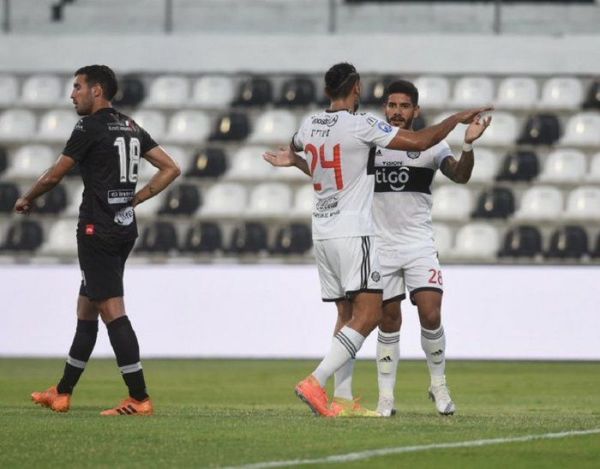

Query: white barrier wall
[[1, 264, 598, 360]]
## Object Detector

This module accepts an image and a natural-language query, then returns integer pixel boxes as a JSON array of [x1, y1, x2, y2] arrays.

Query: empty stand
[[0, 219, 43, 252], [499, 225, 543, 258], [546, 225, 588, 259], [191, 75, 236, 109], [209, 111, 250, 141], [228, 222, 268, 254], [515, 186, 563, 221], [414, 76, 450, 108], [166, 110, 211, 144], [0, 75, 19, 107], [495, 77, 538, 110], [21, 74, 63, 107], [145, 75, 189, 108], [431, 185, 472, 221], [560, 112, 600, 146], [0, 146, 7, 175], [279, 77, 316, 107], [472, 187, 515, 219], [539, 149, 587, 183], [292, 184, 314, 217], [452, 76, 494, 107], [200, 182, 247, 217], [564, 187, 600, 220], [113, 75, 146, 108], [137, 221, 178, 253], [0, 182, 19, 212], [364, 76, 393, 106], [182, 221, 223, 254], [477, 111, 518, 146], [226, 146, 274, 180], [38, 219, 77, 256], [517, 114, 561, 145], [432, 223, 453, 258], [33, 185, 67, 214], [38, 110, 79, 142], [158, 184, 201, 215], [249, 110, 296, 144], [271, 223, 312, 255], [585, 152, 600, 182], [496, 150, 539, 182], [452, 223, 500, 260], [132, 110, 167, 140], [5, 145, 55, 179], [469, 147, 500, 183], [582, 80, 600, 110], [133, 192, 166, 219], [234, 77, 273, 106], [186, 147, 227, 178], [0, 109, 37, 141], [539, 77, 583, 110], [247, 183, 292, 217]]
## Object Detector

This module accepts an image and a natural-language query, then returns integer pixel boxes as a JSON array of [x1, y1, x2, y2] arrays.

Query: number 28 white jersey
[[292, 110, 397, 240]]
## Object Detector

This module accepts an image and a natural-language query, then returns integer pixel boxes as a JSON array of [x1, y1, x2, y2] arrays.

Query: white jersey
[[370, 141, 453, 251], [292, 110, 397, 240]]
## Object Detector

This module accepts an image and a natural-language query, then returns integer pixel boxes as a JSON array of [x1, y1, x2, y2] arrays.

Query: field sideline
[[1, 359, 599, 468]]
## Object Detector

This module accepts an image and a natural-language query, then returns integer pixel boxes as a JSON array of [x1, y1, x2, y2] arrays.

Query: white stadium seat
[[145, 75, 189, 108], [413, 76, 450, 108], [452, 223, 500, 260], [191, 75, 235, 109], [38, 110, 78, 142], [0, 109, 36, 141], [539, 77, 583, 110], [585, 152, 600, 183], [539, 149, 587, 183], [431, 185, 472, 221], [137, 145, 186, 184], [271, 164, 311, 182], [432, 223, 453, 258], [560, 112, 600, 146], [452, 76, 494, 107], [132, 110, 167, 141], [39, 219, 78, 256], [0, 75, 19, 107], [564, 187, 600, 220], [166, 110, 211, 143], [469, 147, 500, 183], [249, 110, 297, 144], [432, 112, 464, 146], [134, 192, 167, 219], [292, 184, 314, 217], [495, 77, 538, 110], [247, 183, 292, 216], [64, 182, 84, 217], [477, 112, 518, 146], [21, 74, 63, 107], [514, 186, 563, 221], [226, 146, 274, 180], [6, 144, 56, 179], [200, 182, 247, 217]]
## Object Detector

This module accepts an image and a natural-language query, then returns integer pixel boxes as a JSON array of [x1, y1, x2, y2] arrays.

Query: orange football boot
[[294, 375, 335, 417], [100, 397, 154, 416], [31, 386, 71, 413], [330, 397, 381, 417]]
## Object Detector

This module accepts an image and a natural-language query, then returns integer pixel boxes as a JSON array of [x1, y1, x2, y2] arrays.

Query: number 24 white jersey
[[292, 110, 397, 240]]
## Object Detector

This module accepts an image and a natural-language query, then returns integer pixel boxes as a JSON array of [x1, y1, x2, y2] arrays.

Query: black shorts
[[77, 234, 135, 301]]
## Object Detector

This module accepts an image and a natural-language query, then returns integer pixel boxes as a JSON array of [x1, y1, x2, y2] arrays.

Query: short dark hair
[[384, 80, 419, 106], [74, 65, 118, 101], [324, 62, 360, 100]]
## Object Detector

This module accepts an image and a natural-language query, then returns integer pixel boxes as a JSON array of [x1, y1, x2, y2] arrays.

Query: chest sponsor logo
[[114, 206, 135, 227], [107, 189, 134, 205], [407, 151, 421, 159], [375, 166, 410, 191]]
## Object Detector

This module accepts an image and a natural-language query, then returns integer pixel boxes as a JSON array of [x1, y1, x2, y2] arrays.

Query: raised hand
[[456, 107, 494, 124], [465, 114, 493, 144], [262, 146, 296, 167]]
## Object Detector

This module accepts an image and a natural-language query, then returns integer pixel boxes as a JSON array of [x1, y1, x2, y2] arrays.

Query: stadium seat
[[539, 77, 583, 110], [209, 111, 250, 141], [248, 110, 297, 144], [517, 114, 561, 145], [200, 182, 247, 217], [413, 76, 450, 108], [226, 146, 273, 180], [364, 76, 394, 106], [469, 147, 500, 183], [186, 147, 227, 178], [564, 187, 600, 220], [432, 111, 465, 146], [585, 152, 600, 182], [161, 145, 187, 168], [63, 182, 84, 216], [233, 77, 273, 106], [5, 144, 55, 179], [539, 149, 587, 183], [292, 184, 314, 217], [0, 219, 43, 252], [477, 112, 518, 146], [38, 110, 79, 142], [137, 157, 159, 184], [271, 163, 311, 182], [133, 192, 166, 219], [593, 232, 600, 259], [560, 112, 600, 146], [582, 80, 600, 110], [33, 184, 67, 214], [191, 75, 236, 109], [166, 110, 211, 144], [498, 225, 543, 258], [271, 223, 312, 255], [452, 223, 500, 260], [0, 182, 19, 212], [452, 76, 494, 107], [545, 225, 588, 259], [279, 77, 316, 107], [137, 221, 178, 253], [113, 75, 145, 108], [227, 222, 268, 254], [514, 186, 563, 221], [38, 219, 77, 256], [21, 74, 62, 107], [0, 109, 37, 141], [158, 184, 201, 215], [412, 114, 426, 131], [496, 151, 539, 182], [247, 183, 292, 216], [0, 145, 7, 175], [132, 110, 167, 140], [181, 221, 223, 254], [431, 185, 472, 221], [495, 77, 538, 110], [432, 223, 453, 258], [0, 75, 19, 107], [145, 75, 189, 108], [472, 187, 515, 219]]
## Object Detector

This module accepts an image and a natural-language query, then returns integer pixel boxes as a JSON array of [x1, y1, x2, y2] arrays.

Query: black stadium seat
[[33, 185, 67, 214], [279, 77, 316, 107], [209, 111, 250, 141], [182, 222, 223, 254], [496, 151, 539, 182], [186, 147, 227, 178], [1, 220, 43, 252], [582, 80, 600, 110], [137, 221, 178, 253], [364, 76, 394, 105], [472, 187, 515, 219], [159, 184, 201, 215], [517, 113, 561, 145], [0, 182, 19, 213], [271, 223, 312, 255], [499, 225, 543, 258], [545, 225, 588, 260], [592, 232, 600, 259], [228, 222, 268, 254], [0, 146, 7, 175], [113, 75, 145, 108], [234, 77, 273, 106]]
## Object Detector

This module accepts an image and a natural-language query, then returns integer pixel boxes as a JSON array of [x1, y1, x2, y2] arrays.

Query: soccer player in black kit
[[14, 65, 180, 415]]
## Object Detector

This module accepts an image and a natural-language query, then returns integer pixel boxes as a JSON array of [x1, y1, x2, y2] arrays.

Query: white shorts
[[314, 236, 383, 302], [378, 245, 444, 304]]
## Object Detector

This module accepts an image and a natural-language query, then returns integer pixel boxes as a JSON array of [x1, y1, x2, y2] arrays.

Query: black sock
[[106, 316, 149, 401], [57, 319, 98, 394]]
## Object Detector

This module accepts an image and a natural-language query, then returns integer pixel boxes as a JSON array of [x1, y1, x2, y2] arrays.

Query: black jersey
[[62, 107, 157, 241]]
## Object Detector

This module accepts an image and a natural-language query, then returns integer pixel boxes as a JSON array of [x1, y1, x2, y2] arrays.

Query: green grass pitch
[[1, 359, 599, 468]]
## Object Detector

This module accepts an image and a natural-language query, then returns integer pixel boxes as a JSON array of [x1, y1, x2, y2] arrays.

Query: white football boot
[[428, 378, 456, 415], [376, 396, 397, 417]]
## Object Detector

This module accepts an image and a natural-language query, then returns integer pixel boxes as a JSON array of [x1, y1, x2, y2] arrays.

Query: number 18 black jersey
[[62, 107, 157, 241]]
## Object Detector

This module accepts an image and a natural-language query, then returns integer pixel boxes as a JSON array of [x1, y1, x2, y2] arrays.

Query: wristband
[[462, 142, 473, 152]]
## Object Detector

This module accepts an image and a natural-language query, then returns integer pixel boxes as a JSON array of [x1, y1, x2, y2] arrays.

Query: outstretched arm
[[133, 146, 181, 207], [263, 146, 311, 177]]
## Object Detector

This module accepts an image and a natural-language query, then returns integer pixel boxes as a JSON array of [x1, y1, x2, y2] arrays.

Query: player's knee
[[420, 307, 441, 330]]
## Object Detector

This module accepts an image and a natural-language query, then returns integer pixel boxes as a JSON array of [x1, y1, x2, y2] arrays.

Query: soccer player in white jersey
[[372, 80, 491, 416], [263, 63, 491, 417]]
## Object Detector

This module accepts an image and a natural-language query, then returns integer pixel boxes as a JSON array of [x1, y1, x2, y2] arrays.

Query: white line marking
[[225, 428, 600, 469]]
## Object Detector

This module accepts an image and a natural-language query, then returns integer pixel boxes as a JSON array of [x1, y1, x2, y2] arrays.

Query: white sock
[[376, 329, 400, 399], [333, 358, 355, 400], [421, 325, 446, 385], [313, 326, 365, 387]]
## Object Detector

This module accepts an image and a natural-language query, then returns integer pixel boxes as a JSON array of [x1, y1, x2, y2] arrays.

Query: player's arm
[[441, 114, 492, 184], [133, 146, 181, 207], [263, 146, 311, 177], [14, 155, 76, 214], [386, 107, 492, 152]]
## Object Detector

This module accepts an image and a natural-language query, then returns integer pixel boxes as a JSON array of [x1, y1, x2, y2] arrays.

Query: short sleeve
[[62, 118, 96, 162], [433, 140, 453, 170], [138, 126, 158, 154], [354, 113, 398, 148], [291, 117, 309, 152]]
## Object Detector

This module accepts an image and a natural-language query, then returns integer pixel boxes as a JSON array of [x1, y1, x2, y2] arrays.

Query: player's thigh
[[342, 235, 383, 298], [404, 248, 444, 305], [378, 250, 407, 304], [313, 239, 345, 302]]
